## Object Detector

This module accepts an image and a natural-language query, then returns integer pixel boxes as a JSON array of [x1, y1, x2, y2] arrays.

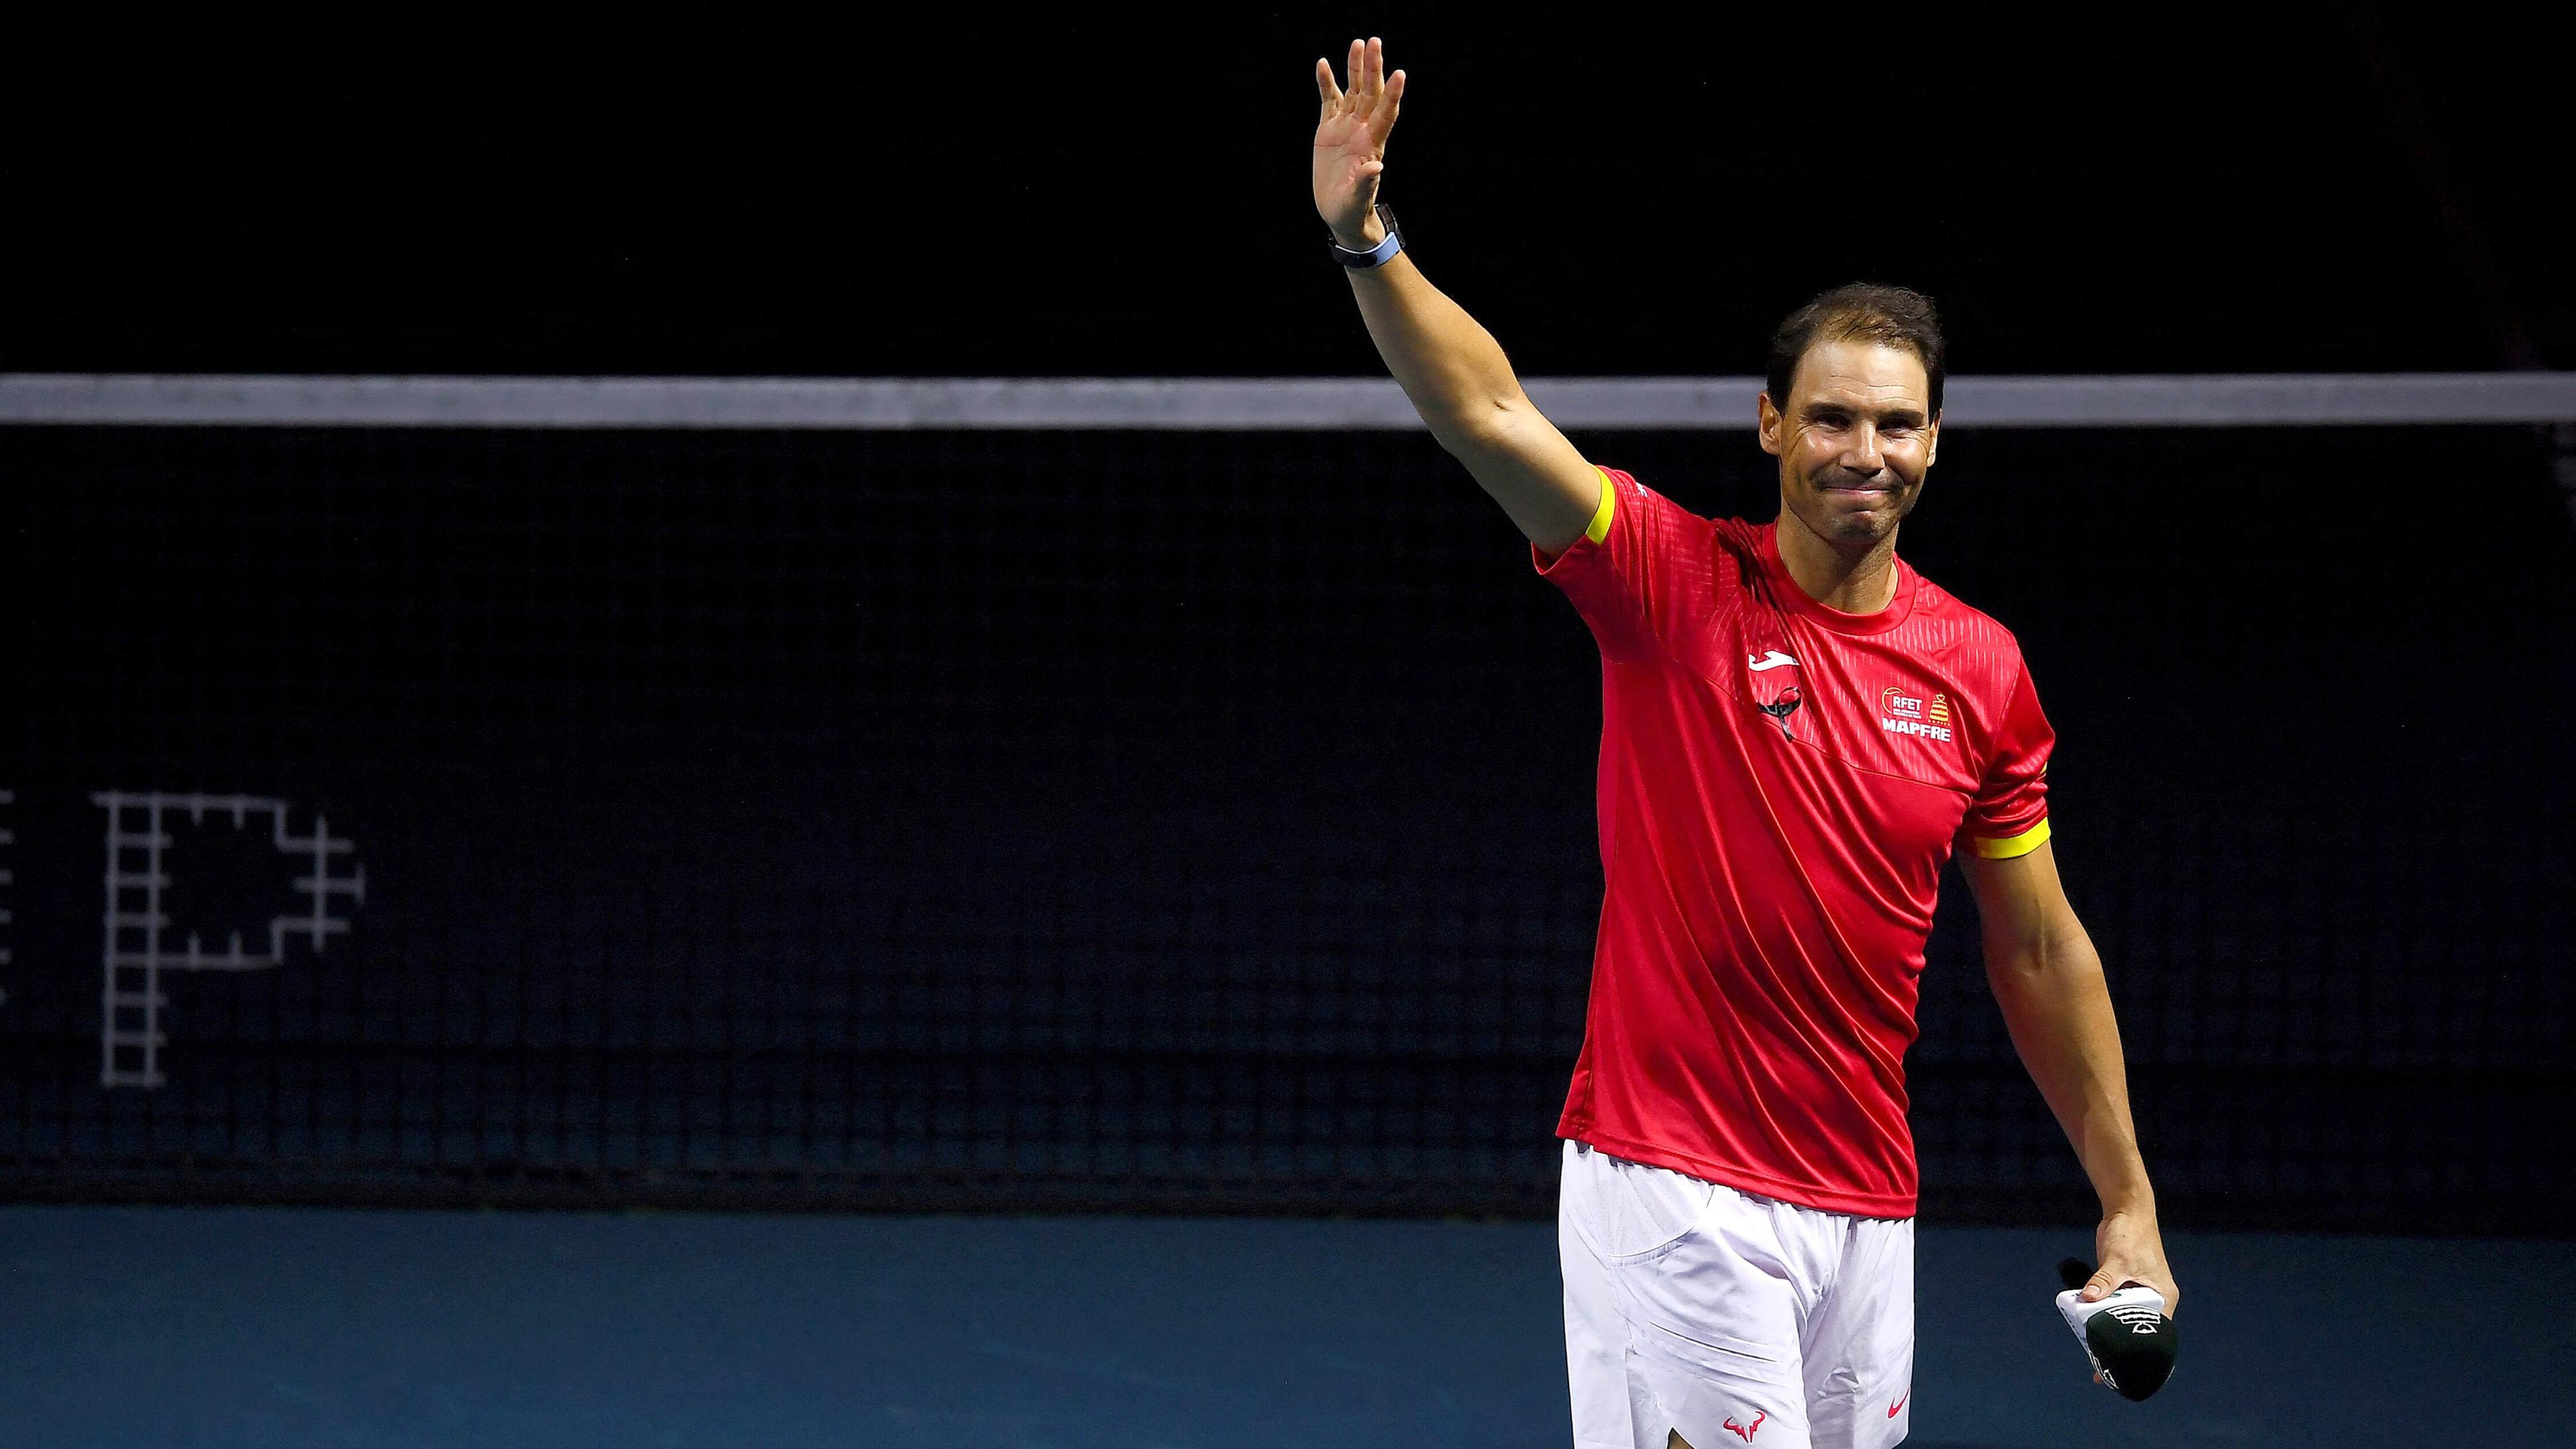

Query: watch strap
[[1330, 203, 1403, 268]]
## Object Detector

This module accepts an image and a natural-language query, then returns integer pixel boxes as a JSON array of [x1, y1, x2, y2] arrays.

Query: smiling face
[[1758, 338, 1940, 549]]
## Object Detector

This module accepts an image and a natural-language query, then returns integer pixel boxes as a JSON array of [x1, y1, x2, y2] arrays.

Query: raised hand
[[1313, 36, 1406, 248]]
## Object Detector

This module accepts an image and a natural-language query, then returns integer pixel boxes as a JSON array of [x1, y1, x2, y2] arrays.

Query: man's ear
[[1924, 413, 1940, 469], [1757, 392, 1784, 456]]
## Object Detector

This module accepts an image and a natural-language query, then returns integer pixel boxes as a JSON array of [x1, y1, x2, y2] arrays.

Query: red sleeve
[[1960, 659, 2055, 857], [1530, 467, 1710, 665]]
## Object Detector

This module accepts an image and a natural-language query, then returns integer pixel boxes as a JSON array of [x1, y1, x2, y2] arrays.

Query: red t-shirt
[[1536, 467, 2054, 1218]]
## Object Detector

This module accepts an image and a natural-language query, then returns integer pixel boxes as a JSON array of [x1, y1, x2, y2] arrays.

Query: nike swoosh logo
[[1746, 651, 1800, 672], [1888, 1394, 1907, 1417]]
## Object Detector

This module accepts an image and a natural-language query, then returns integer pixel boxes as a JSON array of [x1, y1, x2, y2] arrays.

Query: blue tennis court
[[3, 1205, 2563, 1448]]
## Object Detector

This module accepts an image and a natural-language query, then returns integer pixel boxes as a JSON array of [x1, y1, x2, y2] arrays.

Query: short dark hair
[[1765, 282, 1945, 417]]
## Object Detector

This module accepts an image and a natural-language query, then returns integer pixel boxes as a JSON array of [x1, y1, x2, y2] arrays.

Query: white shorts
[[1559, 1140, 1915, 1449]]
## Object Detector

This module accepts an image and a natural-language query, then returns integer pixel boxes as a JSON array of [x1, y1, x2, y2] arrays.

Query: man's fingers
[[1372, 68, 1405, 136], [1316, 56, 1342, 108], [1348, 38, 1368, 97], [2086, 1264, 2180, 1317], [2139, 1273, 2180, 1318]]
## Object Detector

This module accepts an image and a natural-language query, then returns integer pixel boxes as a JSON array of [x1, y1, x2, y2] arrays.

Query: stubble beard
[[1795, 466, 1915, 548]]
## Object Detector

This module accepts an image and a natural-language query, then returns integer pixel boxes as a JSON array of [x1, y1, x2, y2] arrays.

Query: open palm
[[1312, 36, 1406, 244]]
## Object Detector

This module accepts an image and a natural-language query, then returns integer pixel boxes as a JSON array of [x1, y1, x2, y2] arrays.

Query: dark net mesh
[[4, 423, 2570, 1232]]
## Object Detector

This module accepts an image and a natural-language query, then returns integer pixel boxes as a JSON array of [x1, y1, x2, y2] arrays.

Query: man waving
[[1311, 37, 2177, 1449]]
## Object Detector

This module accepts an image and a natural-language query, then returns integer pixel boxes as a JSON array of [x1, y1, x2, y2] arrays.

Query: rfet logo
[[1880, 686, 1954, 743], [1722, 1410, 1766, 1441]]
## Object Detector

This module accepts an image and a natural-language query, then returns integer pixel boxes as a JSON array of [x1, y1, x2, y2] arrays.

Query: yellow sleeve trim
[[1969, 818, 2052, 859], [1583, 466, 1615, 544]]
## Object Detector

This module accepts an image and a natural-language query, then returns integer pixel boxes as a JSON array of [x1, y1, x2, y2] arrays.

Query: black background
[[5, 9, 2572, 1233], [3, 8, 2563, 376], [8, 419, 2571, 1230]]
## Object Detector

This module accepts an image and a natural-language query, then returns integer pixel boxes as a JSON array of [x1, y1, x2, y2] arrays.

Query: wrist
[[1328, 203, 1403, 270], [2098, 1187, 2157, 1220]]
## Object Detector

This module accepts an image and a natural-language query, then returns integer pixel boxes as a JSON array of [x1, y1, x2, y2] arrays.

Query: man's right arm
[[1314, 38, 1603, 556]]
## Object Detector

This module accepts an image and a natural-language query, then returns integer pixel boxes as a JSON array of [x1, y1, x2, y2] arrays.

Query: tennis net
[[4, 382, 2571, 1232]]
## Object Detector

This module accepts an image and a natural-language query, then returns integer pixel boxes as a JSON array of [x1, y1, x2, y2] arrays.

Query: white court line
[[1, 372, 2573, 429]]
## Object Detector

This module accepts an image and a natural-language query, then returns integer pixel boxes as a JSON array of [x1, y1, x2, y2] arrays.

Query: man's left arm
[[1960, 841, 2180, 1317]]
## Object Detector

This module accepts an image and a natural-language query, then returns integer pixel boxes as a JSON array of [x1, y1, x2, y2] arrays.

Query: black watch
[[1330, 203, 1403, 268]]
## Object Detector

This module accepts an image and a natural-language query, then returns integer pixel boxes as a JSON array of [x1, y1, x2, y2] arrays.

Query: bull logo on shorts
[[1722, 1409, 1766, 1440]]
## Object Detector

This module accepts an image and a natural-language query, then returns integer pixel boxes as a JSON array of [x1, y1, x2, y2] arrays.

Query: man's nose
[[1840, 425, 1884, 473]]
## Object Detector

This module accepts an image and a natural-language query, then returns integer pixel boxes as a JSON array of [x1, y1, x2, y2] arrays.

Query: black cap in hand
[[2054, 1259, 2178, 1402]]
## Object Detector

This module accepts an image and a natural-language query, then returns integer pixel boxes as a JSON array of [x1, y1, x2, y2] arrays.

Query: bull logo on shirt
[[1741, 626, 1803, 737], [1755, 687, 1802, 741], [1723, 1409, 1766, 1440], [1743, 637, 1803, 741]]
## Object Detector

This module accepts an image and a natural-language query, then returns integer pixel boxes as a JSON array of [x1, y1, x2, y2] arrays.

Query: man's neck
[[1775, 509, 1901, 615]]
